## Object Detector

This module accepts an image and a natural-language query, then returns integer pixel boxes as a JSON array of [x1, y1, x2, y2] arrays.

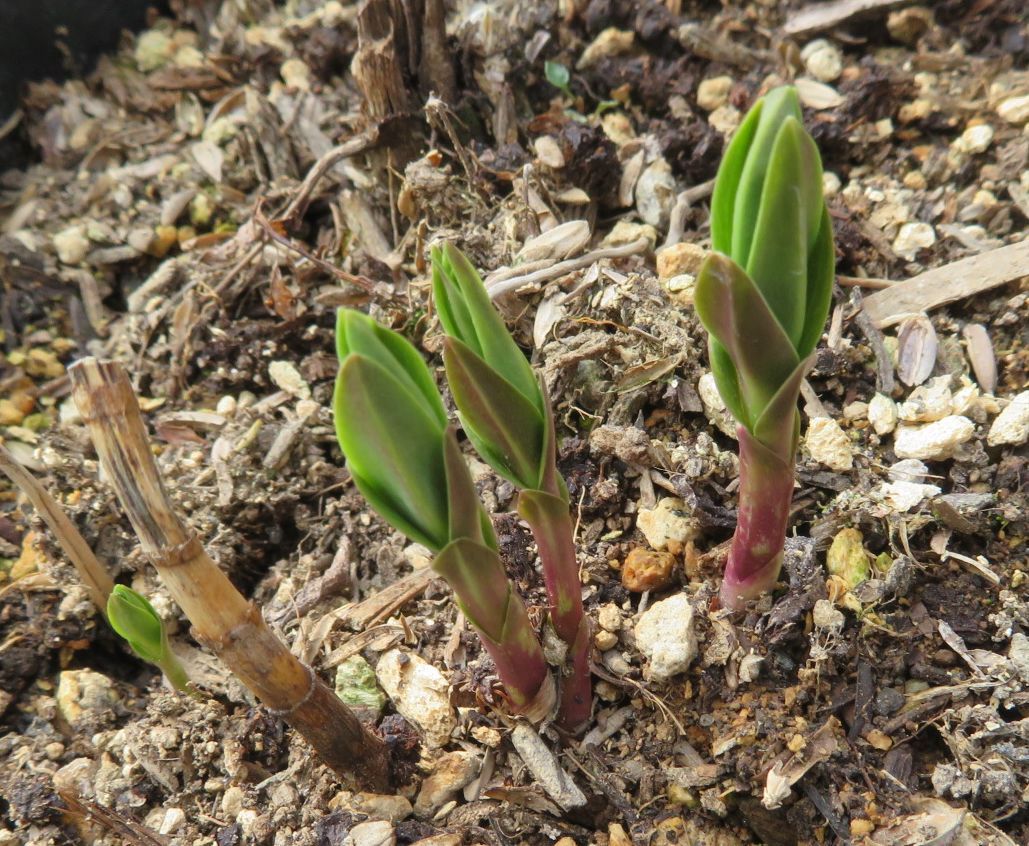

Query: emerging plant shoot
[[333, 310, 553, 718], [432, 244, 591, 729], [107, 585, 192, 693], [694, 85, 835, 609]]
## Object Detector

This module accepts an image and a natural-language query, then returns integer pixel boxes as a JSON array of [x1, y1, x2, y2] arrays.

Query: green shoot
[[107, 585, 191, 692], [694, 85, 835, 609], [432, 244, 591, 729], [333, 310, 552, 717]]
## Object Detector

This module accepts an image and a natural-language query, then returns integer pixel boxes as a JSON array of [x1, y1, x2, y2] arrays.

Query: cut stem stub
[[69, 358, 389, 790]]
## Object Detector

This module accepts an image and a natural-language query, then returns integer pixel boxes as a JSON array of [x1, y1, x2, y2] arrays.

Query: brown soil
[[1, 1, 1027, 845]]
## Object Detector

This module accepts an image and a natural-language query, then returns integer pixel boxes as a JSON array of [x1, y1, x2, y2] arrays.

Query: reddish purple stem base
[[721, 425, 797, 610], [478, 629, 550, 713], [518, 490, 593, 730], [559, 619, 592, 730]]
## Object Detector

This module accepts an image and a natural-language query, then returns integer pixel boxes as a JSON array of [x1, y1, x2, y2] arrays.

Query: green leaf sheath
[[442, 426, 490, 546], [560, 617, 593, 730], [433, 539, 548, 707], [517, 489, 584, 646], [334, 355, 449, 550], [695, 254, 801, 430]]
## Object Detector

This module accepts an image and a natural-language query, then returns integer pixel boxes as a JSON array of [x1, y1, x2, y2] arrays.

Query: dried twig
[[850, 288, 895, 395], [252, 199, 387, 297], [68, 358, 390, 789], [281, 128, 381, 224], [486, 238, 651, 299], [675, 24, 771, 68], [0, 444, 114, 612], [664, 179, 715, 248], [837, 274, 894, 290]]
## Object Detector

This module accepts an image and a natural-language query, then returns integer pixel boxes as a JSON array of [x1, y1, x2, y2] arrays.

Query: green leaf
[[544, 60, 571, 94], [433, 244, 541, 408], [710, 95, 763, 256], [745, 117, 824, 346], [708, 338, 748, 431], [334, 356, 449, 550], [731, 86, 804, 267], [443, 337, 545, 489], [443, 426, 487, 545], [107, 585, 166, 665], [537, 374, 567, 502], [694, 253, 801, 427], [336, 310, 446, 427], [433, 538, 513, 643], [752, 354, 813, 459], [796, 205, 835, 359]]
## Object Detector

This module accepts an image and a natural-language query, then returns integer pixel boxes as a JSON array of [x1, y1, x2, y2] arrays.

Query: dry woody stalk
[[68, 358, 389, 790]]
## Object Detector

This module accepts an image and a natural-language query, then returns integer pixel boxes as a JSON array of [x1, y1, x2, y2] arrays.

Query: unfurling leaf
[[108, 585, 166, 665]]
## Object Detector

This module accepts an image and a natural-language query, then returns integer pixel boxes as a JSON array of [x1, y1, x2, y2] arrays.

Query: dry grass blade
[[0, 444, 114, 612], [54, 787, 171, 846]]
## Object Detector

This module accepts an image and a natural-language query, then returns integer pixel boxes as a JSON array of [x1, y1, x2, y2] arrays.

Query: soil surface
[[1, 1, 1027, 845]]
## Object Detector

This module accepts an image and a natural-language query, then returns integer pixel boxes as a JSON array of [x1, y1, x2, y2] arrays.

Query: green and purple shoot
[[432, 244, 591, 730], [695, 85, 835, 610], [333, 310, 553, 719]]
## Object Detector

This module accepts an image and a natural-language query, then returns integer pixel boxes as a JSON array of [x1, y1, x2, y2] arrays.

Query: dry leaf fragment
[[961, 323, 996, 394], [517, 219, 591, 263], [896, 314, 938, 386], [794, 77, 845, 110], [761, 716, 842, 809]]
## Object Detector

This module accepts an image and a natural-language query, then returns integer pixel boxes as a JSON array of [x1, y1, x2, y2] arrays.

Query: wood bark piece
[[68, 358, 389, 790], [783, 0, 914, 37], [861, 239, 1029, 327], [0, 444, 114, 613], [352, 0, 415, 120]]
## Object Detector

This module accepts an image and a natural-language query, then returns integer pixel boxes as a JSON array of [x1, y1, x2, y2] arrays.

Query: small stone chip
[[656, 241, 707, 279], [622, 548, 676, 592], [894, 416, 974, 460], [805, 417, 853, 472], [987, 391, 1029, 447], [865, 729, 893, 750], [696, 76, 732, 111]]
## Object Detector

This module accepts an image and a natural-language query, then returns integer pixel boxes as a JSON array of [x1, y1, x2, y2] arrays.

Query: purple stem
[[517, 489, 592, 729], [475, 601, 550, 712], [721, 424, 797, 610]]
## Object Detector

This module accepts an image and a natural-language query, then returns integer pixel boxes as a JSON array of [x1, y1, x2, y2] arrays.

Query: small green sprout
[[432, 244, 591, 729], [694, 85, 835, 609], [543, 59, 618, 120], [107, 585, 191, 692], [333, 310, 552, 716], [544, 60, 573, 99]]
